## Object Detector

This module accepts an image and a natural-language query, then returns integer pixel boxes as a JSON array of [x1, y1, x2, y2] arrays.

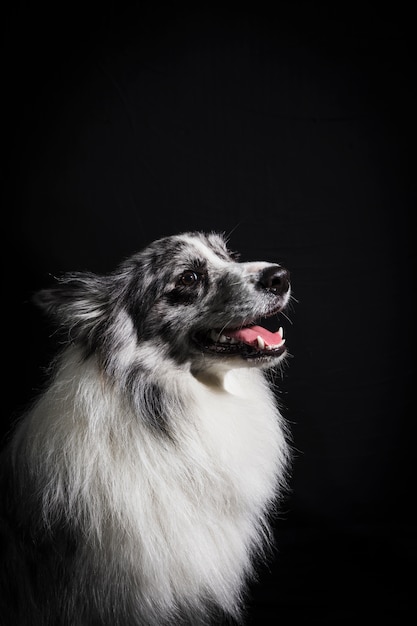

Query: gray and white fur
[[0, 231, 292, 625]]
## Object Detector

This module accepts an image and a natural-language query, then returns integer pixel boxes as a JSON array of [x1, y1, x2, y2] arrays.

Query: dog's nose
[[258, 266, 290, 295]]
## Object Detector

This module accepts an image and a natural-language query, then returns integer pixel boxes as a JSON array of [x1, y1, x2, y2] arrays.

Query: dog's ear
[[33, 272, 112, 338]]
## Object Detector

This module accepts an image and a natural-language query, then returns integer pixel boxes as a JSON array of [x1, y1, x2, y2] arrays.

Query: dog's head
[[36, 232, 291, 375]]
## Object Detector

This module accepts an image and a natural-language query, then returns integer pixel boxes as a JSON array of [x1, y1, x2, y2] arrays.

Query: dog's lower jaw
[[190, 348, 288, 384]]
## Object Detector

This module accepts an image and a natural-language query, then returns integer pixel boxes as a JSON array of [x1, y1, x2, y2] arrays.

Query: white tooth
[[219, 334, 228, 343], [256, 335, 265, 350], [278, 326, 284, 338]]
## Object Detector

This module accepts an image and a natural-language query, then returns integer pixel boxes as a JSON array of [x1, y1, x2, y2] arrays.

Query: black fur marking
[[142, 382, 174, 438], [164, 287, 200, 306], [125, 368, 175, 438], [123, 274, 157, 340]]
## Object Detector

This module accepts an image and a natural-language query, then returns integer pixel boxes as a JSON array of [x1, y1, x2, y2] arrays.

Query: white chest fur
[[13, 351, 288, 619]]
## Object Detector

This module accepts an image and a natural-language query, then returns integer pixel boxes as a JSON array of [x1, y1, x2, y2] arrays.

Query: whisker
[[280, 310, 294, 325], [225, 221, 244, 242]]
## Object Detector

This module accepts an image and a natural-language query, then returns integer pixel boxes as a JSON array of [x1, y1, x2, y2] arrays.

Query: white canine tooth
[[219, 334, 227, 343], [278, 326, 284, 338], [256, 335, 265, 350]]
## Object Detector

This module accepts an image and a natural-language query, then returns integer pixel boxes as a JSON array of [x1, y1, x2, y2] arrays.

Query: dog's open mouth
[[194, 319, 286, 360]]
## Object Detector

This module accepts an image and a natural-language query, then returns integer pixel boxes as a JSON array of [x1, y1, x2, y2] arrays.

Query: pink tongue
[[227, 325, 282, 347]]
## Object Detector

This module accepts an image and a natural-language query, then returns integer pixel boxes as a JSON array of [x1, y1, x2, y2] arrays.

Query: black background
[[3, 3, 416, 624]]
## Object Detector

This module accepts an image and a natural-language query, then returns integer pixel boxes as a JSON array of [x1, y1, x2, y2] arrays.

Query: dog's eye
[[179, 271, 200, 286]]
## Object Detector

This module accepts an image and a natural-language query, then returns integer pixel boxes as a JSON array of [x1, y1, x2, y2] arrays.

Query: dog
[[0, 231, 291, 625]]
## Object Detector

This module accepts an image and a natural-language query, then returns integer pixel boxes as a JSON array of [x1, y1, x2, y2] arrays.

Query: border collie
[[1, 231, 291, 625]]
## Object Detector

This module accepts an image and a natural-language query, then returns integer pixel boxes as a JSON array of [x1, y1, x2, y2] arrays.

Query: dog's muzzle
[[194, 264, 291, 361]]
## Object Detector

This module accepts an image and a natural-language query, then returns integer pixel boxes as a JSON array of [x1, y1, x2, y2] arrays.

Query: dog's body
[[1, 232, 291, 625]]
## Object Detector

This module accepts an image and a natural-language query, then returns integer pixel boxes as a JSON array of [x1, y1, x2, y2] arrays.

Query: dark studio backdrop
[[3, 3, 415, 624]]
